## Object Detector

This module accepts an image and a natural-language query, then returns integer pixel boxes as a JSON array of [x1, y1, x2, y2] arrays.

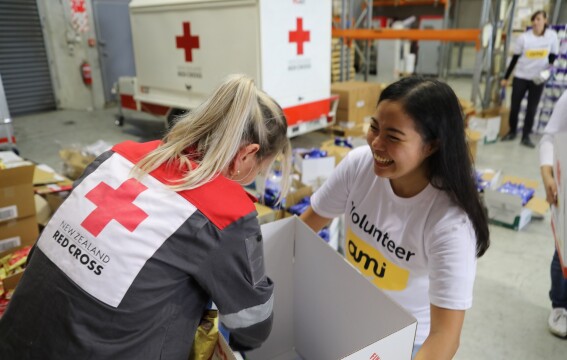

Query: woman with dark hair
[[500, 10, 559, 148], [301, 76, 489, 359]]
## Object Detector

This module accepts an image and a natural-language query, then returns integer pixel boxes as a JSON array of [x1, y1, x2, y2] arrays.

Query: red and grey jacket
[[0, 140, 273, 359]]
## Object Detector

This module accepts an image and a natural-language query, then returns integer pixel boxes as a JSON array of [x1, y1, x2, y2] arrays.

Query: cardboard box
[[33, 164, 74, 195], [468, 113, 501, 144], [484, 175, 548, 231], [327, 123, 368, 138], [320, 139, 353, 165], [552, 132, 567, 277], [255, 203, 276, 225], [466, 129, 482, 163], [59, 148, 96, 180], [218, 217, 417, 359], [294, 152, 335, 190], [0, 216, 39, 252], [0, 163, 36, 223], [459, 98, 475, 123], [331, 82, 382, 124]]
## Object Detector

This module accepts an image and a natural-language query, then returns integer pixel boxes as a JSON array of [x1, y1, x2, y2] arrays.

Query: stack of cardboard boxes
[[329, 81, 384, 137], [0, 156, 38, 254]]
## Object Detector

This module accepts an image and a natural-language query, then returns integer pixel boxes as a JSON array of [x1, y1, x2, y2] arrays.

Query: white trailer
[[117, 0, 337, 137]]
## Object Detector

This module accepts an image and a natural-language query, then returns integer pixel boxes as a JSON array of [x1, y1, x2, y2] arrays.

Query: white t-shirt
[[514, 29, 559, 81], [539, 90, 567, 166], [311, 146, 477, 346]]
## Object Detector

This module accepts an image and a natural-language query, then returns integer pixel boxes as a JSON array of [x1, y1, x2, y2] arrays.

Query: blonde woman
[[0, 75, 291, 359]]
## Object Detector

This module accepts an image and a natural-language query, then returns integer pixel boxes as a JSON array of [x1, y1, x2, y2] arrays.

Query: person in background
[[539, 89, 567, 339], [500, 10, 559, 148], [300, 76, 490, 360], [0, 74, 292, 359]]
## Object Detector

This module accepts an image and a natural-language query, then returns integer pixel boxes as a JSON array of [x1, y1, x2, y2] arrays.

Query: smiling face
[[366, 100, 437, 197]]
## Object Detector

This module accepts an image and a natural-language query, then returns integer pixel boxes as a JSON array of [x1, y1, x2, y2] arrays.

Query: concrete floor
[[8, 77, 567, 359]]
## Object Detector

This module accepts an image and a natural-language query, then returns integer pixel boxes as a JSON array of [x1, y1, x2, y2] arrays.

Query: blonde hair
[[134, 74, 292, 202]]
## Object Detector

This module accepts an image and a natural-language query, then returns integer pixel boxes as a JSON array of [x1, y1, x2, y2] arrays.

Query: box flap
[[33, 165, 67, 185], [246, 217, 296, 359], [500, 175, 539, 189], [292, 218, 416, 359], [465, 128, 482, 142], [0, 164, 35, 188], [526, 197, 549, 216]]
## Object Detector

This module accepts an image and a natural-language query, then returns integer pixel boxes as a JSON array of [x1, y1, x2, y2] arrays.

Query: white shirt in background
[[514, 29, 559, 81], [539, 90, 567, 166]]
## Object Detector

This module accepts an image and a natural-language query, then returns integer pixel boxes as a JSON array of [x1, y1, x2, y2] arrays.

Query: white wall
[[37, 0, 105, 111]]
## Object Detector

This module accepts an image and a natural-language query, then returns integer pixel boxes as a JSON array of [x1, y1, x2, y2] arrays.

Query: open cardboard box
[[214, 217, 417, 359], [484, 173, 548, 231], [294, 152, 335, 190], [551, 132, 567, 277]]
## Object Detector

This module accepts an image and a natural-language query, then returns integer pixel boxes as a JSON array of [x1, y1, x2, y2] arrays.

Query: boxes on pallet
[[0, 163, 35, 223], [551, 132, 567, 276], [213, 217, 417, 360], [484, 174, 548, 231], [0, 152, 38, 252], [331, 82, 383, 125]]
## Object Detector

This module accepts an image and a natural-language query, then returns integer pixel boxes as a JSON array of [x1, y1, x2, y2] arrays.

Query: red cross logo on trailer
[[289, 17, 310, 55], [81, 178, 149, 237], [176, 22, 200, 62]]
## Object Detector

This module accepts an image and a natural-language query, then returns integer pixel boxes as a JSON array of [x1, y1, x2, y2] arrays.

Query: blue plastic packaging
[[497, 181, 535, 206]]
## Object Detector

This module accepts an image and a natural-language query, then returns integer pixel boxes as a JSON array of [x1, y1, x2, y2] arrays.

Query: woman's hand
[[500, 79, 508, 87], [541, 165, 557, 206]]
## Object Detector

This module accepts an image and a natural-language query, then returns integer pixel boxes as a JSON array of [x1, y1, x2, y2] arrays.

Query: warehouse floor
[[9, 77, 567, 359]]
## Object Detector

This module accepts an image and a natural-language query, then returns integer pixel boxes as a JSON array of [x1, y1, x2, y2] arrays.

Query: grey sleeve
[[193, 214, 274, 351]]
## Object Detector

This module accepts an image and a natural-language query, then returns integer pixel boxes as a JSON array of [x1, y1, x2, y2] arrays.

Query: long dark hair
[[379, 76, 489, 257]]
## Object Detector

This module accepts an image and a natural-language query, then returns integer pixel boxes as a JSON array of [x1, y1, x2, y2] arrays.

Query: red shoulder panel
[[112, 140, 256, 230]]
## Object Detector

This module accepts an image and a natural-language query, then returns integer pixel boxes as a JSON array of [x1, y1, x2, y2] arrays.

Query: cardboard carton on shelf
[[484, 174, 548, 231], [214, 217, 417, 360], [331, 81, 383, 125]]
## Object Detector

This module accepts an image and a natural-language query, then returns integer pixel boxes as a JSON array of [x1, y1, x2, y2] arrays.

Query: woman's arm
[[299, 207, 332, 232], [414, 305, 465, 360]]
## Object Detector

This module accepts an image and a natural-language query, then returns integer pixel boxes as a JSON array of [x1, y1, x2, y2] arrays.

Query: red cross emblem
[[289, 18, 310, 55], [176, 22, 200, 62], [81, 178, 149, 237]]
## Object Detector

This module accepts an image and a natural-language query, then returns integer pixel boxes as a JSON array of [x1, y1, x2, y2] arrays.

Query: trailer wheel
[[166, 108, 188, 128]]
